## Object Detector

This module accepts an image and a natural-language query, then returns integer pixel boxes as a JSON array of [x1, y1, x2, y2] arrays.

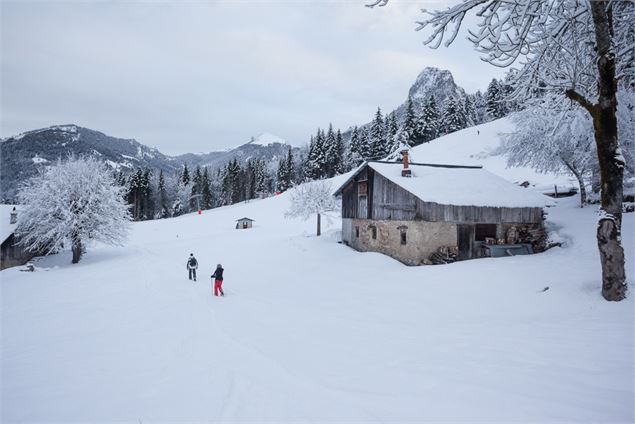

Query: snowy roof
[[236, 217, 255, 222], [0, 205, 19, 244], [335, 162, 552, 208]]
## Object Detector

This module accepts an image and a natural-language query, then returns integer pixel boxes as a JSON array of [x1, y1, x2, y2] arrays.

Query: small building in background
[[235, 217, 255, 229], [334, 152, 551, 266], [1, 205, 35, 270]]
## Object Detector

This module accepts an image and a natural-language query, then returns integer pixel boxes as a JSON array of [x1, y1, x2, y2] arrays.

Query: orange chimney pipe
[[401, 149, 411, 177]]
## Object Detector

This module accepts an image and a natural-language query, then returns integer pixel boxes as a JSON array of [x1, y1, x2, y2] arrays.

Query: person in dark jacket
[[211, 264, 224, 296], [186, 253, 198, 281]]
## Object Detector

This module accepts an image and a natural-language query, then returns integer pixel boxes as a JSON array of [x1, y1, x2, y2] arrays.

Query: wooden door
[[457, 224, 474, 260], [357, 196, 367, 219]]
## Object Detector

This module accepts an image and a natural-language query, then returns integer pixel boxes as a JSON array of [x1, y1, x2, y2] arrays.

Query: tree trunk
[[71, 235, 82, 264], [317, 213, 321, 236], [591, 163, 601, 195], [567, 1, 626, 301], [563, 161, 587, 207]]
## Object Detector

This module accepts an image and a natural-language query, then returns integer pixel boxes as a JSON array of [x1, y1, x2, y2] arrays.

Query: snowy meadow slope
[[409, 117, 578, 192], [2, 180, 634, 422]]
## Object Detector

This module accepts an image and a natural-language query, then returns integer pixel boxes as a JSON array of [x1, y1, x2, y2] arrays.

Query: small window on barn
[[475, 224, 497, 242], [355, 226, 359, 238], [398, 226, 407, 245], [358, 181, 368, 197], [368, 225, 377, 239]]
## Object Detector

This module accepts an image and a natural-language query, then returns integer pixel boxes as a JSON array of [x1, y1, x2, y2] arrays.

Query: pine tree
[[315, 128, 327, 177], [127, 168, 144, 220], [276, 154, 290, 192], [254, 159, 267, 196], [403, 97, 418, 146], [221, 159, 242, 204], [334, 128, 344, 174], [190, 166, 203, 210], [305, 129, 327, 180], [440, 96, 467, 134], [303, 136, 317, 181], [384, 112, 399, 153], [142, 168, 153, 220], [464, 95, 477, 126], [369, 107, 385, 160], [419, 95, 440, 142], [172, 170, 191, 216], [486, 79, 505, 119], [201, 167, 213, 209], [324, 123, 338, 177], [347, 125, 363, 167], [287, 147, 296, 184], [349, 126, 361, 157], [157, 169, 169, 218], [181, 163, 190, 186], [472, 90, 488, 124], [358, 126, 372, 161]]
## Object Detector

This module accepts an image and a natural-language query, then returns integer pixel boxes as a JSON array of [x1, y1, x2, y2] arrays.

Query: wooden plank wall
[[371, 173, 418, 221], [341, 168, 369, 219], [341, 184, 356, 219]]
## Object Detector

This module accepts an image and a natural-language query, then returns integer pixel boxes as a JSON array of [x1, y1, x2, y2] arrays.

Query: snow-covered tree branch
[[16, 156, 131, 264], [502, 101, 595, 207]]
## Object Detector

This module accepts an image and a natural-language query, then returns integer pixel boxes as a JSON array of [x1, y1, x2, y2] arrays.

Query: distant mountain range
[[1, 67, 472, 203], [173, 133, 298, 170], [0, 127, 297, 202]]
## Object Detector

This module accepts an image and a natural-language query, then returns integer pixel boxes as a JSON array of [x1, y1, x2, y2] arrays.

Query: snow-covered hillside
[[2, 176, 633, 421], [409, 117, 577, 193]]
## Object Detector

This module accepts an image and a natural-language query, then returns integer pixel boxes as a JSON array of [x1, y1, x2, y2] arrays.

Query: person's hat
[[217, 263, 222, 268], [190, 253, 194, 256]]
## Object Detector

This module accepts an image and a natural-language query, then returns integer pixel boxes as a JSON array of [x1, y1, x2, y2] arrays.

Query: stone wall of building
[[342, 218, 457, 266]]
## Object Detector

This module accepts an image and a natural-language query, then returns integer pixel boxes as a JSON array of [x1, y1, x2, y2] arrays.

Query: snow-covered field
[[2, 185, 634, 422]]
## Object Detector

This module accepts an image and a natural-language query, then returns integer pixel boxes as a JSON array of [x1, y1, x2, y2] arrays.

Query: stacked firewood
[[513, 226, 548, 251], [429, 246, 459, 265]]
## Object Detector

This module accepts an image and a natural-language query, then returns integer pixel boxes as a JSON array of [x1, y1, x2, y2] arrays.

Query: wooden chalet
[[333, 153, 550, 265]]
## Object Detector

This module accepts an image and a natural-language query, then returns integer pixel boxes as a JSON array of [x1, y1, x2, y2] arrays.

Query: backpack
[[188, 257, 197, 267]]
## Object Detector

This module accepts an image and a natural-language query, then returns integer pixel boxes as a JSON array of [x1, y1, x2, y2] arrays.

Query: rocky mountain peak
[[408, 67, 465, 103]]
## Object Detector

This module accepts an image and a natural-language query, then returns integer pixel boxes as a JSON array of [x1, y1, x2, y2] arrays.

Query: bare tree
[[368, 0, 633, 300]]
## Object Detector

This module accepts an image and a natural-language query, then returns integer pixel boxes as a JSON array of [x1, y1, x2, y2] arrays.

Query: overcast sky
[[1, 0, 505, 155]]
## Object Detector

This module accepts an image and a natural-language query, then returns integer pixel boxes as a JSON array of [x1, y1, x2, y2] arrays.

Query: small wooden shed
[[333, 157, 551, 265], [1, 206, 35, 270], [235, 217, 255, 229]]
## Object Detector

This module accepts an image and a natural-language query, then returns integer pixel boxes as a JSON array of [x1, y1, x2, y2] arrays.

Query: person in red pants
[[211, 264, 224, 297]]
